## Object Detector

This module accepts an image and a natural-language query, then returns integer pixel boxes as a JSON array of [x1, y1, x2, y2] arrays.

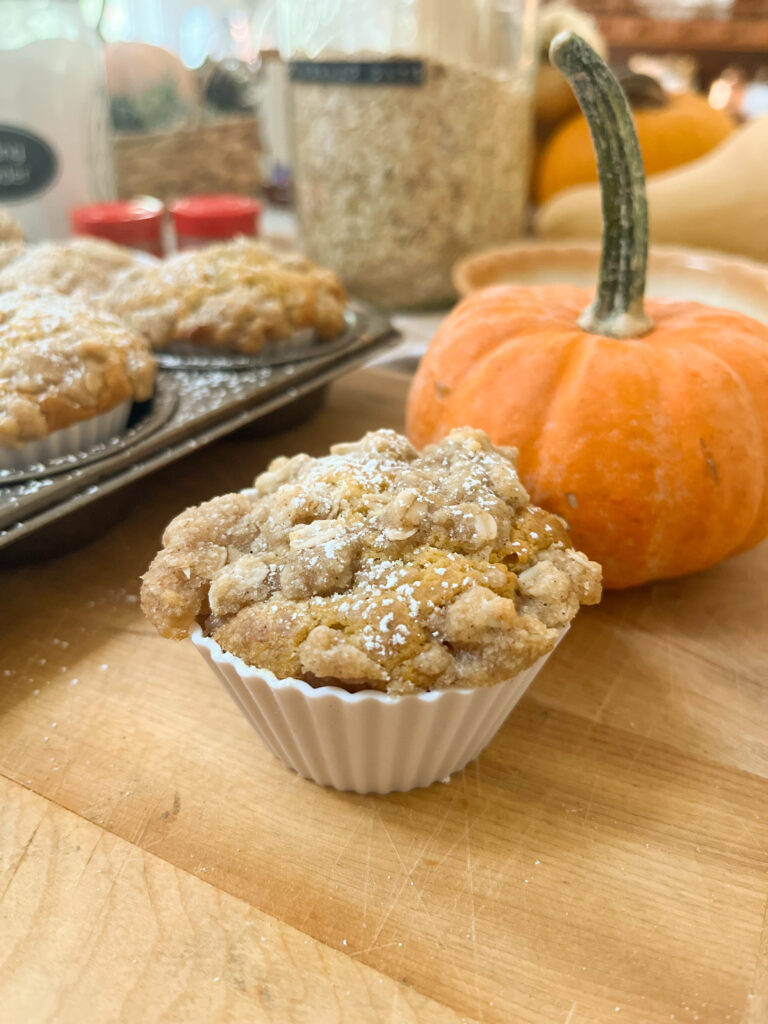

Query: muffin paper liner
[[0, 400, 132, 471], [190, 624, 568, 794]]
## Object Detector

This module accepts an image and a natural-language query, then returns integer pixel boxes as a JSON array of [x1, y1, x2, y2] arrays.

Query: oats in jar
[[291, 57, 534, 308]]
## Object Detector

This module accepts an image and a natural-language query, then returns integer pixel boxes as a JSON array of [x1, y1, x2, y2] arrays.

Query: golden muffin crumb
[[141, 428, 601, 692], [102, 237, 347, 354]]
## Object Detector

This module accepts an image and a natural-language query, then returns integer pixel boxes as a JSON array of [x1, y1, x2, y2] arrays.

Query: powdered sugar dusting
[[142, 427, 602, 693]]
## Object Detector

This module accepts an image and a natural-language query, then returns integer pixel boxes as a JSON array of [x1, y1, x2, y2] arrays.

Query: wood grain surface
[[2, 367, 767, 1024]]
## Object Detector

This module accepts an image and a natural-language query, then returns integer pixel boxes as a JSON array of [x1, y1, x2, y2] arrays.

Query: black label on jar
[[289, 60, 424, 86], [0, 126, 58, 201]]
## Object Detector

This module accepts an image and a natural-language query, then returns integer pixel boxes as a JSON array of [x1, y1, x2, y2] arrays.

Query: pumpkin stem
[[549, 31, 654, 339]]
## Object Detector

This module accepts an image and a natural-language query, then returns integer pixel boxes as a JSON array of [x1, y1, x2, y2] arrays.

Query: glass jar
[[278, 0, 539, 309], [0, 0, 115, 240], [102, 3, 264, 203]]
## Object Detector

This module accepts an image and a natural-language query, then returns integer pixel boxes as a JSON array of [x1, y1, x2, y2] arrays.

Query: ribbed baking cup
[[191, 624, 567, 794], [0, 399, 132, 471]]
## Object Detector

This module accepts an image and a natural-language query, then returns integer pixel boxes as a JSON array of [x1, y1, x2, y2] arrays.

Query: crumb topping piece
[[102, 237, 347, 354], [0, 242, 25, 273], [141, 428, 602, 693], [0, 210, 24, 245], [0, 287, 155, 447]]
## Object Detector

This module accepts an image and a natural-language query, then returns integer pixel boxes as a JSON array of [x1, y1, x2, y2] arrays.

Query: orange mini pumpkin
[[407, 33, 768, 589]]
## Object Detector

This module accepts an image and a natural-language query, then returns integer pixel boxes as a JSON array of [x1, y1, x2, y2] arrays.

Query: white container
[[191, 623, 566, 794], [0, 0, 115, 241], [0, 399, 131, 471]]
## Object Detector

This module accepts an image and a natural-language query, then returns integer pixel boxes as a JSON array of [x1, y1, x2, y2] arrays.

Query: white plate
[[453, 240, 768, 325]]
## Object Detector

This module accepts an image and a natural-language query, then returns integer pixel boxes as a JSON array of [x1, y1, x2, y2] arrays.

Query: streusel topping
[[0, 237, 140, 298], [0, 242, 24, 273], [102, 237, 347, 354], [0, 210, 24, 245], [0, 287, 155, 446], [141, 429, 601, 693]]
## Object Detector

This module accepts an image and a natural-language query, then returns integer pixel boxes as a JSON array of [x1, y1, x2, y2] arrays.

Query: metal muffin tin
[[154, 311, 362, 370], [0, 308, 399, 561]]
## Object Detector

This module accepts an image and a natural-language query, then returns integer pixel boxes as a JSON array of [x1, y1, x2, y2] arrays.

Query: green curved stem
[[549, 31, 654, 339]]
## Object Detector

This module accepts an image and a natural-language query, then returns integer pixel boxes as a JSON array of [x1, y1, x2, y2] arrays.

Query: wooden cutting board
[[2, 367, 767, 1024]]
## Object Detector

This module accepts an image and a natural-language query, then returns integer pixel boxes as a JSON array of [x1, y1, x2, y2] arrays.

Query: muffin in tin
[[102, 237, 347, 355], [142, 428, 601, 791], [0, 287, 156, 466], [0, 236, 142, 300]]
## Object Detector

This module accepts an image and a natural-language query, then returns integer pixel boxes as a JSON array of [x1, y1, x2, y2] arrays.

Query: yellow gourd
[[535, 114, 768, 263], [536, 74, 734, 204]]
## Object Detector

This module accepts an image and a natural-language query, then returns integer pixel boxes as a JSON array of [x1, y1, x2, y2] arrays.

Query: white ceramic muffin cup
[[0, 399, 132, 471], [190, 623, 568, 794]]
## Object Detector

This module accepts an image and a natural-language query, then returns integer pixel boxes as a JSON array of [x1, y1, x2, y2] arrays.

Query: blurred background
[[1, 0, 766, 305]]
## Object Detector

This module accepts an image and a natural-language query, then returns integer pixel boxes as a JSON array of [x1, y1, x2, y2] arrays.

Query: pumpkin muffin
[[0, 287, 155, 448], [102, 237, 347, 354], [0, 236, 141, 299], [142, 428, 601, 693]]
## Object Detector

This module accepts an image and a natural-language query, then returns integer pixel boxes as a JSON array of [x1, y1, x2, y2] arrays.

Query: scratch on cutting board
[[463, 797, 483, 1008], [362, 812, 374, 927], [563, 1001, 578, 1024], [351, 938, 402, 959], [0, 816, 43, 903], [132, 792, 183, 853], [424, 783, 463, 848], [75, 832, 104, 886], [742, 891, 768, 1024], [351, 877, 413, 958], [296, 816, 368, 933], [376, 808, 429, 914], [582, 778, 599, 823], [468, 755, 484, 796], [591, 674, 622, 726], [484, 817, 539, 901], [79, 843, 143, 951], [413, 789, 465, 881], [625, 732, 651, 771]]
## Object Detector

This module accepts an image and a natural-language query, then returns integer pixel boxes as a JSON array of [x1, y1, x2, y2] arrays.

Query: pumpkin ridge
[[675, 319, 768, 550], [445, 328, 582, 456], [528, 330, 595, 490], [638, 353, 670, 578], [641, 346, 721, 577], [675, 341, 762, 568], [535, 333, 674, 585], [686, 340, 767, 554]]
